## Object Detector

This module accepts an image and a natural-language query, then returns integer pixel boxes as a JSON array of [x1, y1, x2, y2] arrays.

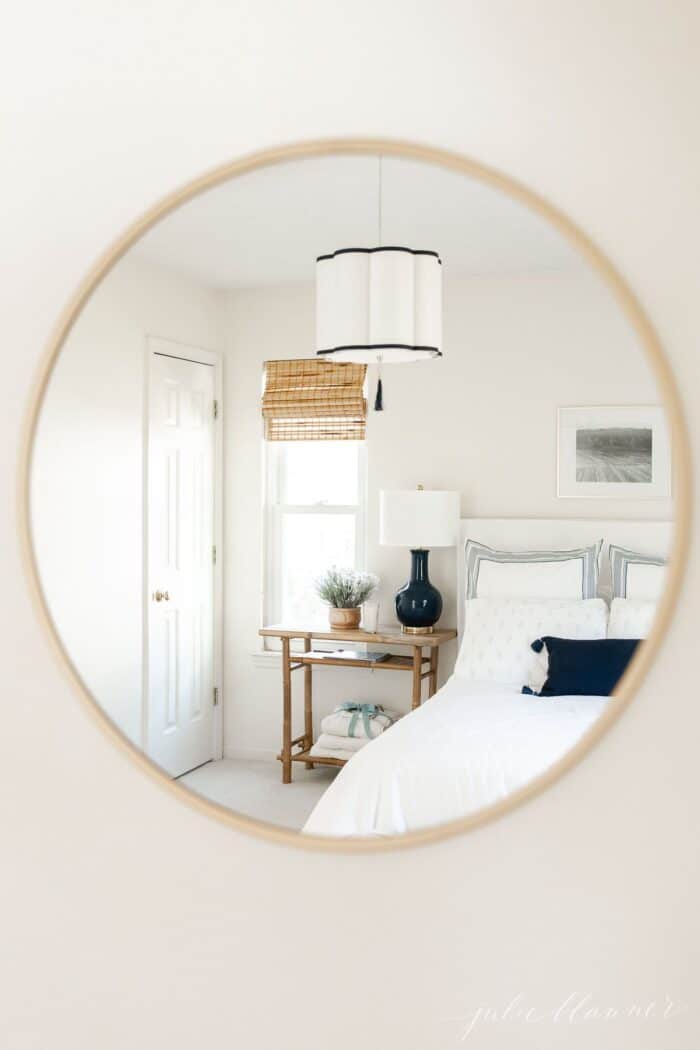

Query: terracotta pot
[[329, 607, 361, 630]]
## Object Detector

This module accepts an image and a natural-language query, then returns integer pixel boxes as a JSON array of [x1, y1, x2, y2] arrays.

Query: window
[[264, 441, 366, 626]]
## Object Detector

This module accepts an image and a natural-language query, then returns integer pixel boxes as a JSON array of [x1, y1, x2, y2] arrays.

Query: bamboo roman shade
[[262, 359, 367, 441]]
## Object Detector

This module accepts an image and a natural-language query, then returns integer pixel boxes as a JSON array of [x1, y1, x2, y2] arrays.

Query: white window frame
[[262, 441, 367, 643]]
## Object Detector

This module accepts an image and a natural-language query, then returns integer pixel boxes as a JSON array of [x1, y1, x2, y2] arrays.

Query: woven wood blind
[[262, 359, 367, 441]]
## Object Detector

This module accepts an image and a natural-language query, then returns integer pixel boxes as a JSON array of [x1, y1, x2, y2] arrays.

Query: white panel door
[[148, 351, 215, 777]]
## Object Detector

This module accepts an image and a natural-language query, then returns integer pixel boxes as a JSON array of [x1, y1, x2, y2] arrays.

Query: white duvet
[[303, 677, 609, 838]]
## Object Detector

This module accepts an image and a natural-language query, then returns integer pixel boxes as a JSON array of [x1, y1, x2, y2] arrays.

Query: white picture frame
[[557, 406, 671, 500]]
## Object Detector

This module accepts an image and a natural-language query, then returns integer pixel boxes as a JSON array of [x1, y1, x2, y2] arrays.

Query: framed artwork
[[557, 406, 672, 500]]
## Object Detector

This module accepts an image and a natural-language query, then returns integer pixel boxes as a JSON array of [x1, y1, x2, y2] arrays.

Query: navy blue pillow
[[523, 637, 641, 697]]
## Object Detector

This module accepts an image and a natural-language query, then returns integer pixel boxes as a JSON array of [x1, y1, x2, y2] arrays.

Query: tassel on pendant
[[374, 375, 383, 411]]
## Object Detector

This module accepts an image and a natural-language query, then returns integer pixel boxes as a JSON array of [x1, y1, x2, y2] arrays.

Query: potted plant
[[314, 567, 379, 629]]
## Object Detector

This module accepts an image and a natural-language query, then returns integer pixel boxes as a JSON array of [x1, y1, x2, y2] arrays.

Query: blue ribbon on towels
[[338, 702, 386, 739]]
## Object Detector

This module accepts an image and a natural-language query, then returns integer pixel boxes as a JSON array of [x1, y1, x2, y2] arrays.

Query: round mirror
[[27, 142, 685, 847]]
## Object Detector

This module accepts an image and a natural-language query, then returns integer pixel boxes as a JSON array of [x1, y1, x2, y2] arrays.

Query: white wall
[[4, 4, 700, 1049], [31, 255, 224, 744], [222, 268, 668, 756]]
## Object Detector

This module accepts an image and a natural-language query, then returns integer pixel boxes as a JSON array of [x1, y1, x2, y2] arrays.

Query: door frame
[[143, 335, 224, 765]]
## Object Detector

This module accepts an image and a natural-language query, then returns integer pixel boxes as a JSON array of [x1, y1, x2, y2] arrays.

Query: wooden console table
[[259, 625, 457, 783]]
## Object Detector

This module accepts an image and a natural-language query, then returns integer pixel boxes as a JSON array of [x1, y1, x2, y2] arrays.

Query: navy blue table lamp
[[380, 487, 460, 634]]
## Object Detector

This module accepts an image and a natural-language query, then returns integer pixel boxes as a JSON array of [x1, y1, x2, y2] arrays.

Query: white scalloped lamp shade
[[380, 490, 460, 548], [316, 247, 442, 362]]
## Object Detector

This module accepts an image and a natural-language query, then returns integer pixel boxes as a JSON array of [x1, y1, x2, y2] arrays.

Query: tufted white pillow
[[608, 597, 657, 639], [454, 597, 609, 687]]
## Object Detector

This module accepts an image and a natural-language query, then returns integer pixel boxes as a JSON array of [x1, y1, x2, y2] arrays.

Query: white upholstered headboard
[[457, 518, 672, 641]]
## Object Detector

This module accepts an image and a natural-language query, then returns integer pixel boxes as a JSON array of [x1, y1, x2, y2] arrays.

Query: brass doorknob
[[153, 590, 170, 602]]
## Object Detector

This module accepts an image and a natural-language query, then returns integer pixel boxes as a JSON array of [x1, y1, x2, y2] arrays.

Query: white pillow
[[622, 563, 666, 601], [609, 545, 666, 600], [454, 597, 609, 687], [608, 597, 657, 639], [465, 540, 602, 600]]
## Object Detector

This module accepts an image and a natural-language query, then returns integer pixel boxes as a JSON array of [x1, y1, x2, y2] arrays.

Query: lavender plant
[[314, 567, 378, 609]]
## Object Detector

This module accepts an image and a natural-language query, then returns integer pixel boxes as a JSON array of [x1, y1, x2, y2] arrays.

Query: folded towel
[[312, 733, 368, 754], [321, 703, 399, 740]]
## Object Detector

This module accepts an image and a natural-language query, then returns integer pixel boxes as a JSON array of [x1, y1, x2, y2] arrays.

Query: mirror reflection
[[30, 151, 674, 839]]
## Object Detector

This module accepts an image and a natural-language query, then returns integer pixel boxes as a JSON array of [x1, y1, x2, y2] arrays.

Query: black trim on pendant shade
[[316, 344, 442, 356], [316, 246, 442, 263]]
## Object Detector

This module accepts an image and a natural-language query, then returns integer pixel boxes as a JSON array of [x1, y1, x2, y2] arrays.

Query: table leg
[[304, 637, 314, 768], [282, 637, 292, 783], [429, 647, 439, 697], [411, 645, 423, 710]]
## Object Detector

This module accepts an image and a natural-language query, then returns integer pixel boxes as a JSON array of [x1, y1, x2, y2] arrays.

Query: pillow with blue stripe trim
[[609, 545, 666, 600], [465, 539, 602, 600]]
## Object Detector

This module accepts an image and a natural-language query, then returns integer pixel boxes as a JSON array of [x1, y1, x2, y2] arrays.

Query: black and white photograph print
[[575, 426, 652, 483], [558, 407, 671, 500]]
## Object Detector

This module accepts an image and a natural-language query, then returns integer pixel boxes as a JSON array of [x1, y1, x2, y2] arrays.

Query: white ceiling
[[133, 155, 583, 289]]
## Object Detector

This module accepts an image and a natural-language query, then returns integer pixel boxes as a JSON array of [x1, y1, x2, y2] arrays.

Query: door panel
[[148, 352, 215, 777]]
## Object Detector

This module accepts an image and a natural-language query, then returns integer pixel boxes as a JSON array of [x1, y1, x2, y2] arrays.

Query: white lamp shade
[[316, 247, 442, 363], [380, 490, 459, 548]]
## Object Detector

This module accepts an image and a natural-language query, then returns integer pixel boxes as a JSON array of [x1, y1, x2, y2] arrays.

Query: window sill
[[251, 650, 282, 669]]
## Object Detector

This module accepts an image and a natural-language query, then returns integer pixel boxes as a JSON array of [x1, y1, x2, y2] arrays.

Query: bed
[[303, 518, 671, 838], [303, 679, 609, 836]]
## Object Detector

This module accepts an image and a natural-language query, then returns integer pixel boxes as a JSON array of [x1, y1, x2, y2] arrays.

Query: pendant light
[[315, 157, 442, 410]]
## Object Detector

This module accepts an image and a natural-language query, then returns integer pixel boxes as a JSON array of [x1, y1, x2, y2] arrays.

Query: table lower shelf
[[297, 651, 429, 672], [277, 748, 348, 768]]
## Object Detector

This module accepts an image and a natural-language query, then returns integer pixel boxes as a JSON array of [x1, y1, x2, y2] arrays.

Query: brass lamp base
[[401, 625, 435, 635]]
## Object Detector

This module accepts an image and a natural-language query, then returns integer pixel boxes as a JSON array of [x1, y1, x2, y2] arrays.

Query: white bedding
[[303, 677, 609, 838]]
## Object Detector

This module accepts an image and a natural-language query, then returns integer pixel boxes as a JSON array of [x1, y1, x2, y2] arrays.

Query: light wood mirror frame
[[18, 138, 693, 853]]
